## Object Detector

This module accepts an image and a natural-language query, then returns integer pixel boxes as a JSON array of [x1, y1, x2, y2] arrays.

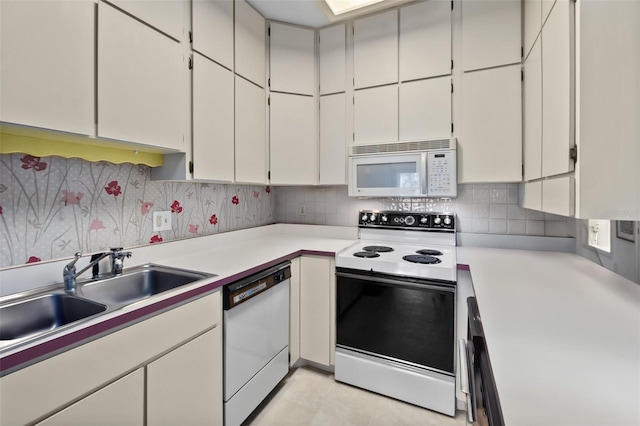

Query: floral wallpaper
[[0, 154, 274, 268]]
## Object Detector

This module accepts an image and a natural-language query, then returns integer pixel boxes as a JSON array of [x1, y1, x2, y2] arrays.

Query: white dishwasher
[[223, 262, 290, 426]]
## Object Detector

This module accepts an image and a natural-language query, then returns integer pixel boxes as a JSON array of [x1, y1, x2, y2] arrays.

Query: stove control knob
[[420, 217, 428, 224], [404, 215, 416, 226], [444, 216, 452, 226], [361, 214, 369, 221], [381, 215, 388, 222], [370, 213, 377, 221], [434, 217, 442, 225]]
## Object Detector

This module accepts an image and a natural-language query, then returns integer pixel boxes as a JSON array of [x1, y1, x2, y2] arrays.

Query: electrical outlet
[[153, 211, 172, 231], [299, 204, 306, 216]]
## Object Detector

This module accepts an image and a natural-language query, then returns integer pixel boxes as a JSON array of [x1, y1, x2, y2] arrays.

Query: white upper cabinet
[[104, 0, 183, 40], [320, 94, 347, 185], [353, 10, 398, 89], [523, 37, 542, 181], [354, 85, 398, 144], [399, 77, 452, 141], [319, 25, 346, 95], [270, 93, 317, 185], [524, 0, 542, 60], [98, 3, 185, 151], [0, 0, 95, 136], [543, 176, 574, 217], [460, 65, 522, 182], [192, 0, 233, 69], [542, 0, 556, 24], [235, 77, 267, 184], [270, 23, 315, 96], [542, 0, 574, 178], [193, 53, 234, 182], [462, 0, 522, 71], [399, 0, 452, 82], [235, 0, 266, 88]]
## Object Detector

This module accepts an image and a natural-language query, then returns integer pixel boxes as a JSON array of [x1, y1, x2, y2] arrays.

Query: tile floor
[[243, 366, 466, 426]]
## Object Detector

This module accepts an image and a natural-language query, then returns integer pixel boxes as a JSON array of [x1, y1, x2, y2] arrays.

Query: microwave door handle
[[422, 154, 429, 196]]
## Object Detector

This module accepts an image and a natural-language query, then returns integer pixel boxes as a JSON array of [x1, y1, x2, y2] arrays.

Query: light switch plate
[[153, 211, 172, 231]]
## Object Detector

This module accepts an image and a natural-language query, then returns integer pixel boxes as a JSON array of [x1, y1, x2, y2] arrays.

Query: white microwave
[[347, 139, 457, 198]]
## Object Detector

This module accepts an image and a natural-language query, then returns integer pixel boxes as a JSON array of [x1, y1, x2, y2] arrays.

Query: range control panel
[[358, 210, 455, 232]]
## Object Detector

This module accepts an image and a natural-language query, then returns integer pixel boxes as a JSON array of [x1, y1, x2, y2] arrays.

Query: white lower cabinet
[[37, 369, 144, 426], [147, 327, 223, 426], [289, 257, 301, 367], [299, 256, 336, 367]]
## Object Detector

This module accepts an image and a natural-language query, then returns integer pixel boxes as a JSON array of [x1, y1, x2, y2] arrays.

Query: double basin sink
[[0, 264, 215, 347]]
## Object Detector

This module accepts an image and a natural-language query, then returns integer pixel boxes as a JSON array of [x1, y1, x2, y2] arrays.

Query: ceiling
[[247, 0, 416, 28]]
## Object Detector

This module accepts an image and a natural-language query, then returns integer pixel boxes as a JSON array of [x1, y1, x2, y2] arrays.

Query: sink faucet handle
[[65, 252, 82, 271]]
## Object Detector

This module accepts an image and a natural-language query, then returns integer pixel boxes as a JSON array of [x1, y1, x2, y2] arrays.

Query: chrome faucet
[[63, 248, 132, 293]]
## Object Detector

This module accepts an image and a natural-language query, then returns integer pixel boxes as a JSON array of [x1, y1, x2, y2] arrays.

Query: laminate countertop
[[457, 247, 640, 426]]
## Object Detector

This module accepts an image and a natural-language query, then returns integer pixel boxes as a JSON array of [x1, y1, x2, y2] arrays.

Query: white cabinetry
[[270, 94, 317, 185], [193, 54, 234, 181], [399, 77, 451, 141], [289, 257, 301, 367], [320, 94, 347, 184], [98, 2, 185, 151], [192, 0, 233, 69], [353, 10, 398, 89], [104, 0, 183, 39], [400, 0, 452, 81], [543, 176, 574, 217], [235, 77, 267, 184], [524, 38, 542, 181], [462, 0, 522, 71], [524, 0, 542, 60], [0, 0, 95, 136], [270, 23, 315, 96], [460, 65, 522, 182], [354, 86, 398, 144], [521, 181, 542, 211], [147, 327, 223, 425], [319, 25, 346, 95], [37, 370, 144, 426], [235, 0, 266, 87], [300, 256, 336, 367]]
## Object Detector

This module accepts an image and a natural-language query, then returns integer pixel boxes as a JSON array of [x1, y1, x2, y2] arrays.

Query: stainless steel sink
[[78, 264, 212, 306], [0, 294, 107, 341]]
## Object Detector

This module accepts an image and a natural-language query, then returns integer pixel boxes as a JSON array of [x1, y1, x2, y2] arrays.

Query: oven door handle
[[459, 338, 476, 424], [336, 272, 455, 293]]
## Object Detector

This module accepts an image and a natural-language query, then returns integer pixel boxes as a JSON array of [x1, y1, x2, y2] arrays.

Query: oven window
[[336, 273, 455, 374], [356, 162, 418, 189]]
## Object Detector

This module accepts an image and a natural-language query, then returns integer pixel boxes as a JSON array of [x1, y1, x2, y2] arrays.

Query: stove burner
[[363, 245, 394, 253], [402, 255, 442, 264], [353, 251, 381, 258], [416, 249, 443, 256]]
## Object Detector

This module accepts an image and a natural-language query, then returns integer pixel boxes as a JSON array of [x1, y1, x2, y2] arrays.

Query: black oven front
[[336, 267, 456, 375]]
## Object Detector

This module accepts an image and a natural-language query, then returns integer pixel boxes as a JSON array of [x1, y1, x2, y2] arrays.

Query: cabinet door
[[462, 0, 522, 71], [319, 24, 346, 95], [320, 94, 347, 185], [0, 0, 94, 136], [300, 256, 331, 366], [399, 77, 451, 141], [289, 257, 301, 367], [270, 94, 317, 185], [235, 77, 267, 184], [521, 181, 542, 211], [524, 0, 542, 60], [354, 10, 398, 89], [543, 176, 574, 217], [37, 369, 143, 426], [105, 0, 183, 39], [147, 327, 223, 426], [460, 65, 522, 182], [98, 3, 185, 151], [193, 54, 234, 181], [400, 0, 451, 82], [354, 85, 398, 144], [270, 23, 315, 96], [192, 0, 233, 69], [235, 0, 265, 87], [542, 0, 556, 24], [542, 0, 574, 177], [524, 38, 542, 181]]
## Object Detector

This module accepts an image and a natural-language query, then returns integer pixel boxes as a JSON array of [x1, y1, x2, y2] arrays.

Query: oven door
[[336, 268, 455, 375]]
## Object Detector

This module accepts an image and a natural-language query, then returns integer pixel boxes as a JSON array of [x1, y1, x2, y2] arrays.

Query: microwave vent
[[349, 138, 455, 155]]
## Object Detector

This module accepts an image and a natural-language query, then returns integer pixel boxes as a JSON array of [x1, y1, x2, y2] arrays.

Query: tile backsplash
[[275, 184, 575, 238], [0, 154, 274, 268]]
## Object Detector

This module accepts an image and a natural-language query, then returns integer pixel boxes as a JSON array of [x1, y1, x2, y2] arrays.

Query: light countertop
[[457, 247, 640, 426]]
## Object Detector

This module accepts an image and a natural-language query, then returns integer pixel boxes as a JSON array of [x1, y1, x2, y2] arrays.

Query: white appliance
[[223, 263, 290, 426], [335, 211, 457, 416], [348, 138, 457, 198]]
